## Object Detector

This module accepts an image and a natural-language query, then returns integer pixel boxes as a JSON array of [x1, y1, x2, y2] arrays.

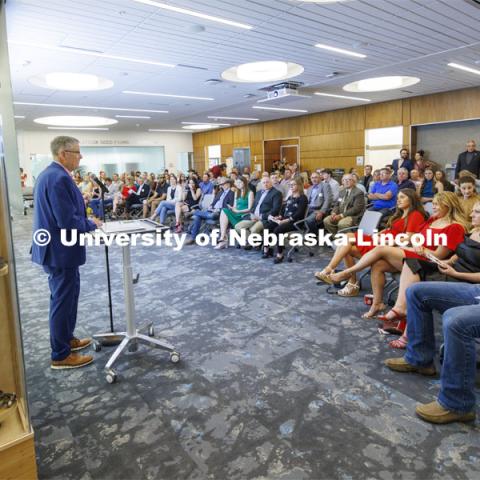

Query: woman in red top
[[329, 191, 469, 321], [112, 175, 137, 216], [316, 189, 426, 301]]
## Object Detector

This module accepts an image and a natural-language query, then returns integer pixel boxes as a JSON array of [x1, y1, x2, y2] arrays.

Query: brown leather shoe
[[51, 353, 93, 370], [384, 357, 436, 376], [416, 401, 476, 424], [70, 337, 92, 351]]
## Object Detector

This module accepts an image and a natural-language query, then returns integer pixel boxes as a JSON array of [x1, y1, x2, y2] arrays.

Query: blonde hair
[[293, 176, 304, 195], [433, 191, 470, 231]]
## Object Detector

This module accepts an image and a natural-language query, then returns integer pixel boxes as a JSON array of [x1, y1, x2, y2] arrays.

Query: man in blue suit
[[32, 136, 101, 369]]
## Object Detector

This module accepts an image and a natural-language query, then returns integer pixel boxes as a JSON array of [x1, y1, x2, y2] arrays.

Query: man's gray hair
[[50, 136, 79, 157], [398, 167, 408, 174]]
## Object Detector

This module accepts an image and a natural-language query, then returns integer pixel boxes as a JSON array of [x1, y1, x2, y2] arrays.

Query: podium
[[92, 219, 180, 383]]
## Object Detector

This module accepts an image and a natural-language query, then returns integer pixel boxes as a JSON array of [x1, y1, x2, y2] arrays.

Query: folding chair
[[285, 205, 312, 262]]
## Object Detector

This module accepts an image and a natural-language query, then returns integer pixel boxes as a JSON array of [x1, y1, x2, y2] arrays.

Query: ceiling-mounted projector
[[257, 82, 310, 103]]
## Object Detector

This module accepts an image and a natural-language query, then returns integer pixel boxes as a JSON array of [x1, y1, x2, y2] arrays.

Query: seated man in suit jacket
[[32, 136, 102, 370], [323, 174, 366, 235], [186, 179, 234, 244], [125, 177, 150, 218], [234, 176, 283, 245], [304, 171, 333, 232], [454, 140, 480, 180]]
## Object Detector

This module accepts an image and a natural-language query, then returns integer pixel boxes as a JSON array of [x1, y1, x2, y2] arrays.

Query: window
[[207, 145, 221, 168], [365, 126, 404, 170]]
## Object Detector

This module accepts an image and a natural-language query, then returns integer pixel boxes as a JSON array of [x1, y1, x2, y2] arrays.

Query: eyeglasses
[[63, 150, 81, 155]]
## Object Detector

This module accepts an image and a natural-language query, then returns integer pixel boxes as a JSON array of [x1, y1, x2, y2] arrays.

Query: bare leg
[[383, 262, 421, 319], [219, 210, 229, 240], [325, 233, 356, 272], [362, 260, 393, 318], [175, 202, 182, 225], [330, 246, 406, 283]]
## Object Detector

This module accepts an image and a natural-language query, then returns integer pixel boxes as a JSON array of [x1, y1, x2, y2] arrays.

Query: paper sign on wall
[[356, 156, 364, 166]]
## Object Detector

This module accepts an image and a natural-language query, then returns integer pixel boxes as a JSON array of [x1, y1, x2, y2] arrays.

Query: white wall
[[17, 129, 193, 186]]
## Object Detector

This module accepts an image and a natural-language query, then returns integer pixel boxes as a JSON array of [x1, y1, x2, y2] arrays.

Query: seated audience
[[280, 169, 293, 187], [434, 170, 455, 193], [419, 168, 435, 203], [125, 177, 150, 218], [90, 177, 119, 218], [143, 174, 168, 218], [216, 177, 255, 249], [378, 198, 474, 349], [397, 167, 416, 191], [321, 169, 340, 201], [150, 174, 183, 223], [304, 171, 333, 232], [271, 172, 289, 201], [249, 170, 261, 192], [318, 189, 425, 300], [392, 148, 413, 175], [458, 175, 480, 215], [367, 167, 398, 217], [262, 177, 308, 263], [328, 192, 468, 324], [186, 179, 235, 244], [234, 176, 282, 247], [174, 178, 202, 232], [112, 175, 136, 217], [385, 280, 480, 424], [413, 149, 438, 174], [323, 174, 365, 235], [199, 173, 214, 195]]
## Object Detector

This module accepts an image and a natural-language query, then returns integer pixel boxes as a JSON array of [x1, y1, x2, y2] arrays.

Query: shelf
[[0, 402, 32, 451]]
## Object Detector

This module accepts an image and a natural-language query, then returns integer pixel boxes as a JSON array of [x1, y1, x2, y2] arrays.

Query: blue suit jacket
[[32, 162, 96, 268]]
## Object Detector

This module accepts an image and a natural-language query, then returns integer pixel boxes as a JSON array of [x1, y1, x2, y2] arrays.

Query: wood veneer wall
[[193, 86, 480, 173]]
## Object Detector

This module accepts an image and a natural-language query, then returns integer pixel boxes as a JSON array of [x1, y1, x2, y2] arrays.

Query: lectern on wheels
[[92, 219, 180, 384]]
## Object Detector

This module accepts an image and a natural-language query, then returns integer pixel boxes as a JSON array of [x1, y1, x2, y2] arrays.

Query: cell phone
[[425, 251, 448, 269]]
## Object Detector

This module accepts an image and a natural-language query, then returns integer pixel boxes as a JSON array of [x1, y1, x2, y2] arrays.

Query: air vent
[[243, 93, 257, 98], [400, 89, 414, 94], [60, 45, 104, 54]]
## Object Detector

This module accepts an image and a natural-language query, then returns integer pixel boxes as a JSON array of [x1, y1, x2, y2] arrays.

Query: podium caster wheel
[[93, 341, 102, 352], [148, 326, 155, 337], [128, 341, 138, 353], [106, 370, 117, 384], [169, 352, 180, 364]]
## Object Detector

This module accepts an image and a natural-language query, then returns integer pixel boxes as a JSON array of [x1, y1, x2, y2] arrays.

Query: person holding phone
[[380, 199, 480, 349]]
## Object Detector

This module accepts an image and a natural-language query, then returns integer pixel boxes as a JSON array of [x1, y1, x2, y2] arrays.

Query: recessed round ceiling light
[[29, 72, 114, 91], [222, 61, 304, 83], [34, 116, 118, 127], [182, 124, 220, 130], [343, 76, 420, 92]]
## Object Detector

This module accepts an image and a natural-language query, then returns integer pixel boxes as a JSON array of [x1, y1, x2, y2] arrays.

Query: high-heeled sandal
[[361, 303, 386, 319], [314, 269, 333, 284], [381, 318, 407, 336], [377, 308, 406, 322], [273, 255, 284, 264], [389, 334, 408, 349], [262, 248, 273, 259], [337, 282, 360, 297]]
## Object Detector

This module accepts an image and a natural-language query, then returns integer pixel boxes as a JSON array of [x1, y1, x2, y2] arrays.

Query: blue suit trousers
[[43, 266, 80, 361]]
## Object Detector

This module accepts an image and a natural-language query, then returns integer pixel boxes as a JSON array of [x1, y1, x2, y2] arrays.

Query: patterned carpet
[[11, 214, 480, 480]]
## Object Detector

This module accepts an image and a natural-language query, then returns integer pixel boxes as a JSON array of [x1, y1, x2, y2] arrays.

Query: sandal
[[329, 270, 352, 284], [314, 269, 334, 284], [389, 334, 408, 349], [361, 303, 386, 319], [337, 282, 360, 297], [377, 308, 406, 323], [380, 318, 407, 336]]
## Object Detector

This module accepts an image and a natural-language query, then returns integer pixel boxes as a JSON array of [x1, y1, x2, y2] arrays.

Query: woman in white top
[[151, 174, 183, 224]]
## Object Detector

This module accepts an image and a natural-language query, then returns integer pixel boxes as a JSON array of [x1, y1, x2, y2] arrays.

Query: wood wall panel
[[410, 87, 480, 125], [365, 100, 402, 129], [193, 86, 480, 173]]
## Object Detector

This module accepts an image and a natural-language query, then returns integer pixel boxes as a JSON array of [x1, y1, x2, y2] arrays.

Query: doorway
[[264, 138, 300, 172]]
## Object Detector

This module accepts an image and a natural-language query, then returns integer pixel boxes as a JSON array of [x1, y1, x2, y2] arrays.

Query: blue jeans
[[190, 210, 219, 238], [43, 266, 80, 361], [405, 282, 480, 413], [90, 198, 113, 218], [155, 200, 175, 224]]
